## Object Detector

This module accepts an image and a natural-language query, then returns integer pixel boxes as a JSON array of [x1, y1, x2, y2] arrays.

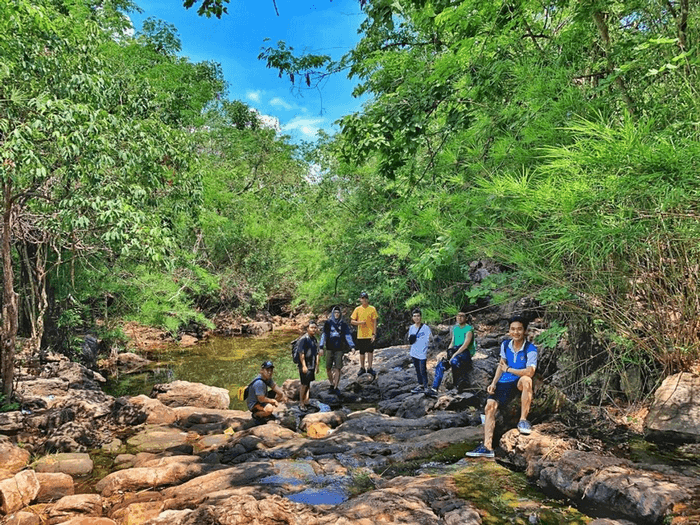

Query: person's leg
[[367, 351, 373, 371], [451, 352, 473, 389], [418, 358, 428, 387], [299, 384, 308, 409], [432, 359, 446, 389], [412, 356, 423, 385], [333, 366, 342, 389], [357, 339, 368, 374], [483, 398, 499, 450], [517, 376, 533, 419]]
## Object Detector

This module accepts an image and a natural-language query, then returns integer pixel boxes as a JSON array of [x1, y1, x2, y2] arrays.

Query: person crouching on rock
[[407, 309, 433, 394], [466, 315, 538, 458], [247, 360, 287, 423], [297, 320, 320, 412], [319, 306, 356, 396]]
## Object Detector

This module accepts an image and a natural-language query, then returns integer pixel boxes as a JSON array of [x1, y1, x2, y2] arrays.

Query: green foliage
[[0, 393, 20, 413], [536, 322, 568, 351]]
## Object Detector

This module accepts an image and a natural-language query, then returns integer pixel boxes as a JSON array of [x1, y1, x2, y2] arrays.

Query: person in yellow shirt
[[351, 292, 378, 377]]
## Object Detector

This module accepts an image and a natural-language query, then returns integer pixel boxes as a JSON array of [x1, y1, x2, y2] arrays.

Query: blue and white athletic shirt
[[409, 324, 432, 360], [498, 339, 538, 383]]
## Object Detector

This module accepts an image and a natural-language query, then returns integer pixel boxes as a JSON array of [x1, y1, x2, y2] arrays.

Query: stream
[[105, 331, 302, 410]]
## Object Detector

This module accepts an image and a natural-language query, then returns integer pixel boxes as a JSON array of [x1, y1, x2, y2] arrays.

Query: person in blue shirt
[[319, 306, 356, 395], [407, 309, 433, 393], [466, 316, 537, 458]]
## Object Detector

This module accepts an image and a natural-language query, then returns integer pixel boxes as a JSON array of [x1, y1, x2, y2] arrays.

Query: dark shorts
[[487, 381, 520, 407], [326, 349, 345, 370], [299, 368, 316, 386], [356, 338, 373, 355]]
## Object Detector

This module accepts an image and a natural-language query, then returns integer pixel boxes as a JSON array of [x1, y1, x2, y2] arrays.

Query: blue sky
[[128, 0, 368, 142]]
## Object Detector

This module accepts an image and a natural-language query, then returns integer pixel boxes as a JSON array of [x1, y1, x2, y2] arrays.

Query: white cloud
[[269, 97, 294, 111], [246, 90, 262, 103], [282, 116, 325, 139]]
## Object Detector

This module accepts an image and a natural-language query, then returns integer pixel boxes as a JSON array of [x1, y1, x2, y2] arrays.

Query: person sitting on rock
[[466, 315, 538, 458], [247, 360, 287, 423], [427, 311, 476, 397], [319, 306, 355, 396], [407, 309, 433, 394], [297, 321, 320, 412]]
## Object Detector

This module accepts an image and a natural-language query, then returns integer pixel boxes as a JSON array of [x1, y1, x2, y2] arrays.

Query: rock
[[0, 411, 24, 435], [116, 352, 151, 373], [240, 321, 273, 335], [299, 410, 348, 431], [179, 334, 198, 347], [33, 452, 93, 476], [2, 511, 41, 525], [44, 494, 103, 522], [129, 395, 177, 425], [645, 372, 700, 443], [307, 422, 332, 438], [537, 450, 697, 524], [94, 455, 220, 496], [0, 470, 40, 515], [125, 425, 193, 454], [58, 519, 116, 525], [0, 437, 31, 475], [108, 491, 164, 523], [35, 472, 75, 502], [160, 462, 277, 503], [151, 380, 230, 410]]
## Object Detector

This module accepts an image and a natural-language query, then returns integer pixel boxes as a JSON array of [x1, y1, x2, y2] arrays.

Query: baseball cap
[[261, 360, 274, 369], [359, 292, 369, 298]]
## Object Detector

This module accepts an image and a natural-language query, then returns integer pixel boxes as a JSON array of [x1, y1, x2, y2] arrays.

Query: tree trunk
[[19, 241, 48, 354], [1, 180, 18, 398]]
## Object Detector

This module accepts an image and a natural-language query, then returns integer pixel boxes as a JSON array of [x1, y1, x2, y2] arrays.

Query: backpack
[[291, 337, 301, 364], [238, 377, 263, 401]]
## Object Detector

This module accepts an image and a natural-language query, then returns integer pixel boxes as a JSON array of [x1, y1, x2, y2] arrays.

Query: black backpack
[[291, 337, 301, 364]]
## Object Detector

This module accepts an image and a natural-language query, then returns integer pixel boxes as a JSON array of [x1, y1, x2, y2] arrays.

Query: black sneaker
[[358, 368, 366, 376], [368, 368, 376, 378]]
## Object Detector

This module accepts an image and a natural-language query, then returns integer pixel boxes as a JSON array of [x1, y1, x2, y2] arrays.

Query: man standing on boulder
[[351, 292, 378, 378], [297, 321, 320, 412], [247, 360, 287, 423], [466, 316, 537, 458], [319, 306, 355, 395]]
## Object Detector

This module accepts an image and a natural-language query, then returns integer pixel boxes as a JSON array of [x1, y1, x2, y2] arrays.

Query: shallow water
[[105, 331, 312, 410]]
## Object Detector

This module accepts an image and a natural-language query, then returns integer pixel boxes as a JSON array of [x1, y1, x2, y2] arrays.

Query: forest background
[[1, 0, 699, 401]]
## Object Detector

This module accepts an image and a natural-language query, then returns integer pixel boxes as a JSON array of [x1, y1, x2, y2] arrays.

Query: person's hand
[[270, 399, 278, 406], [302, 366, 308, 374], [275, 392, 286, 403], [487, 383, 496, 395], [499, 362, 509, 373], [319, 348, 324, 356], [371, 335, 375, 343]]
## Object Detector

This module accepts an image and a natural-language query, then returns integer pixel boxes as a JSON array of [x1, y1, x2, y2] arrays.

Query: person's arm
[[256, 381, 278, 406], [299, 337, 308, 373], [343, 323, 355, 349], [370, 311, 377, 342], [272, 384, 286, 403], [487, 358, 508, 394], [319, 331, 326, 354], [314, 341, 320, 374], [350, 308, 363, 326]]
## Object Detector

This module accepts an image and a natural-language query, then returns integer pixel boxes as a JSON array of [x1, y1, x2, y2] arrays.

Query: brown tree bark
[[1, 180, 18, 398]]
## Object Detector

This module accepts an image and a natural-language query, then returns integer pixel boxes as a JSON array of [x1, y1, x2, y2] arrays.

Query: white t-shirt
[[409, 323, 432, 360]]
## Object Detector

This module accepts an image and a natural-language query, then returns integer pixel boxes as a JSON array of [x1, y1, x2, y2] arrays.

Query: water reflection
[[106, 332, 302, 410]]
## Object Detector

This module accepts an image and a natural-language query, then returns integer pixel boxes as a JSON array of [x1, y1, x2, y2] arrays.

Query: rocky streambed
[[2, 341, 700, 525]]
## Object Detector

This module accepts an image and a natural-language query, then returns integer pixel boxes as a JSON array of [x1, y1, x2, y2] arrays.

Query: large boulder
[[35, 472, 75, 503], [0, 437, 31, 477], [645, 372, 700, 443], [0, 470, 40, 515], [151, 380, 230, 410]]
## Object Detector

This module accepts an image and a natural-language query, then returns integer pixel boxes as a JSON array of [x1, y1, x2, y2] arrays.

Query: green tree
[[0, 0, 205, 396]]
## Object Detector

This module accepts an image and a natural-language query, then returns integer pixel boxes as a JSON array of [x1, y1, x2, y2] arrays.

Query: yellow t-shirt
[[351, 305, 378, 340]]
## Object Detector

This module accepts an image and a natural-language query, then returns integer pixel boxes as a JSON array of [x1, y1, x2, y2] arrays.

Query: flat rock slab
[[126, 425, 192, 453], [33, 452, 93, 476], [151, 380, 230, 410]]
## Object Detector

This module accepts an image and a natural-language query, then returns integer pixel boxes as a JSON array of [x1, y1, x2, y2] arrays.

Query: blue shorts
[[488, 381, 519, 407]]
